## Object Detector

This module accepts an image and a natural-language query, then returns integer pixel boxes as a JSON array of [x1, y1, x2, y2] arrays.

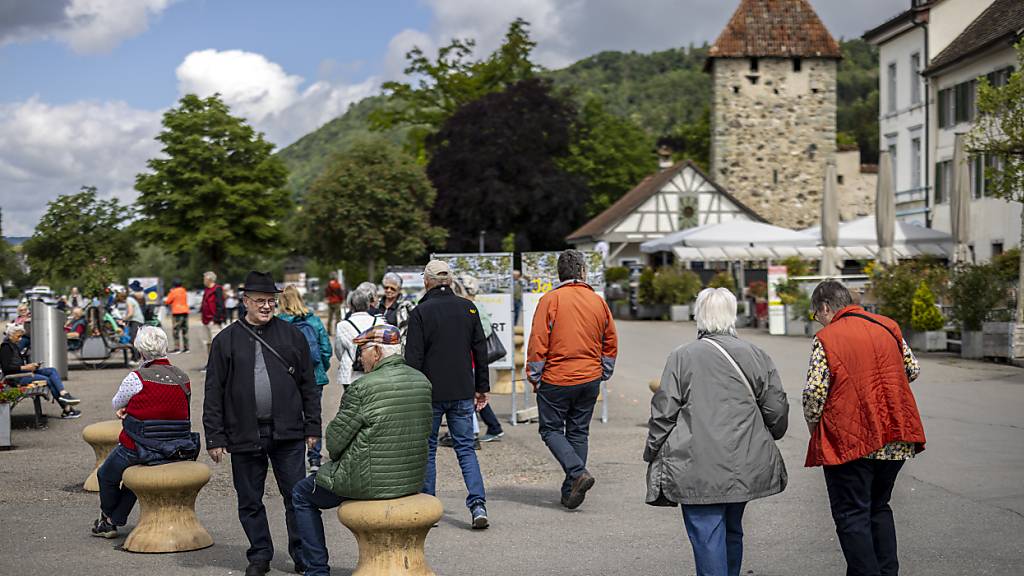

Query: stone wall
[[835, 149, 876, 222], [710, 57, 837, 228]]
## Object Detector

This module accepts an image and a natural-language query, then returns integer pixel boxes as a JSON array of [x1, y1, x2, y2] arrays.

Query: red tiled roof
[[708, 0, 842, 59]]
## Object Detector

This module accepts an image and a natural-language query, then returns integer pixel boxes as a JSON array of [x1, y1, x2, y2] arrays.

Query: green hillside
[[277, 40, 877, 197]]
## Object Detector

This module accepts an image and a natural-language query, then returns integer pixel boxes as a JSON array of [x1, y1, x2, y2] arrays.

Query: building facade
[[706, 0, 841, 229]]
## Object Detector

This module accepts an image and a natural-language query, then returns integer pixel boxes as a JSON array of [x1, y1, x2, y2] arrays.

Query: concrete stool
[[82, 420, 122, 492], [338, 494, 443, 576], [122, 461, 213, 553]]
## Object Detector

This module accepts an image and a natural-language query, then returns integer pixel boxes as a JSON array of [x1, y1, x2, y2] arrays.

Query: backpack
[[346, 316, 379, 373], [294, 316, 322, 369]]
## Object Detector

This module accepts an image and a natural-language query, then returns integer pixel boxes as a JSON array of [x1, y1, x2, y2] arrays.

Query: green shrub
[[780, 256, 813, 277], [0, 387, 23, 404], [604, 266, 630, 284], [746, 281, 767, 300], [870, 258, 948, 328], [652, 266, 702, 305], [707, 271, 737, 293], [950, 264, 1012, 331], [638, 267, 657, 305], [911, 281, 945, 331], [991, 248, 1020, 282], [774, 278, 802, 305]]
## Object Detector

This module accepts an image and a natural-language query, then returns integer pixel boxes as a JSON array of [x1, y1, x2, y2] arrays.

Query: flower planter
[[637, 304, 669, 320], [0, 403, 11, 449], [906, 330, 948, 352], [785, 317, 808, 337], [982, 322, 1014, 359], [961, 331, 984, 359], [670, 305, 691, 322], [611, 301, 632, 320]]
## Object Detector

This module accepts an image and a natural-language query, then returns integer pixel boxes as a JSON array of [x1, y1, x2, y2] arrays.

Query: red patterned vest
[[120, 359, 191, 450], [806, 306, 926, 467]]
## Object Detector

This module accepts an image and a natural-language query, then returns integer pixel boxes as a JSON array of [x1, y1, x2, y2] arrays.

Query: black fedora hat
[[241, 271, 282, 294]]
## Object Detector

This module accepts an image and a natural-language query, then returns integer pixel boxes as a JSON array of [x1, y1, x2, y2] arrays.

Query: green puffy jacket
[[315, 354, 433, 499]]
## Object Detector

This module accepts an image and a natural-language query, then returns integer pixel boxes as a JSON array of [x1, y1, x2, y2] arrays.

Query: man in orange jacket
[[526, 249, 618, 510], [804, 279, 925, 576], [164, 279, 190, 353]]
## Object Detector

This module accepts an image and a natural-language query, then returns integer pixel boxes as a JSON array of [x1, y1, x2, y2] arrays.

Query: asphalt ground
[[1, 319, 1022, 575]]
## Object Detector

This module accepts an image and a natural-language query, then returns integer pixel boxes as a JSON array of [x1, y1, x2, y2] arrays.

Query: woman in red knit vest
[[91, 325, 193, 539]]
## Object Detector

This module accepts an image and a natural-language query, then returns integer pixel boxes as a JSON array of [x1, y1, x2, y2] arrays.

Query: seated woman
[[14, 302, 31, 352], [65, 307, 86, 351], [1, 323, 81, 418], [92, 325, 197, 538]]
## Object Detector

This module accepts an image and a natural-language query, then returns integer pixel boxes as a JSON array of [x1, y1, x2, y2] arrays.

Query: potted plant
[[950, 264, 1008, 358], [0, 387, 24, 449], [906, 281, 947, 351], [775, 279, 808, 336], [636, 267, 666, 320]]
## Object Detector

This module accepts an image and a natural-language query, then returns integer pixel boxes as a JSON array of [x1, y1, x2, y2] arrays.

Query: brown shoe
[[564, 471, 595, 510]]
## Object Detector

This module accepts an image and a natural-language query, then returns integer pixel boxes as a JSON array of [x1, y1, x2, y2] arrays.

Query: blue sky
[[0, 0, 904, 237]]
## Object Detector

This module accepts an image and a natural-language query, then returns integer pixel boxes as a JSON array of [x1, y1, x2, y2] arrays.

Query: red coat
[[805, 306, 926, 467], [325, 279, 345, 305], [201, 284, 225, 324]]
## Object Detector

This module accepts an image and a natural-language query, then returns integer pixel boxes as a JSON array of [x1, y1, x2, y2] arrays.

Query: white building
[[924, 0, 1022, 262]]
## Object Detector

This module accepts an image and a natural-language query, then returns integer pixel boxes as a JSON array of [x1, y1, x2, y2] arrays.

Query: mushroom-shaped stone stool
[[338, 494, 443, 576], [82, 420, 123, 492], [122, 461, 213, 553]]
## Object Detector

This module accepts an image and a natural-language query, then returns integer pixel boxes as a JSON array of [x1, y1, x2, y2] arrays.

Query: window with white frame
[[887, 63, 897, 112], [910, 53, 921, 104], [910, 136, 921, 190]]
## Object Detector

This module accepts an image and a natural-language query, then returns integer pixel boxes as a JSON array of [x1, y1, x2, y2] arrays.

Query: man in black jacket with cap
[[405, 259, 491, 529], [203, 271, 321, 576]]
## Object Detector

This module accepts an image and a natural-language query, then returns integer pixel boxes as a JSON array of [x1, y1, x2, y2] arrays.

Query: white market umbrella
[[876, 149, 896, 266], [951, 132, 973, 264], [820, 159, 841, 276]]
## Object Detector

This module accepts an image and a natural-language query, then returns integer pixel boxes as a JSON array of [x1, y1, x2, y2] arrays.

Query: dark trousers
[[536, 379, 600, 498], [292, 475, 347, 576], [231, 429, 306, 565], [823, 458, 905, 576], [171, 313, 189, 350], [97, 444, 143, 526], [478, 403, 503, 436]]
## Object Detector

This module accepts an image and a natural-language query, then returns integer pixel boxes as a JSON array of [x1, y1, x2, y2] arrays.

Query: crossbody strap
[[703, 338, 766, 428], [842, 312, 903, 354], [237, 321, 296, 375]]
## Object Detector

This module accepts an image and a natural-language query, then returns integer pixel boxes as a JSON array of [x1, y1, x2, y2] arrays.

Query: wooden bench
[[337, 494, 443, 575], [2, 374, 50, 428]]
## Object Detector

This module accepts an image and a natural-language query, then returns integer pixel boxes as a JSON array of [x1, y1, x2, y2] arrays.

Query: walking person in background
[[164, 279, 190, 353], [224, 283, 239, 322], [68, 286, 84, 310], [457, 274, 504, 443], [804, 280, 925, 576], [324, 272, 345, 334], [527, 249, 617, 509], [201, 271, 226, 355], [373, 272, 404, 325], [125, 290, 146, 361], [512, 269, 523, 326], [278, 285, 333, 473], [645, 288, 788, 576], [405, 259, 491, 529], [203, 271, 321, 576], [334, 283, 381, 391]]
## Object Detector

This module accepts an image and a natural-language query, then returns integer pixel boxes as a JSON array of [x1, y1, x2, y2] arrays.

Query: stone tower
[[707, 0, 841, 229]]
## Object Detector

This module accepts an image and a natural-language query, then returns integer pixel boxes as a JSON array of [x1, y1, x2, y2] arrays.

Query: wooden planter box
[[961, 331, 984, 359], [637, 304, 669, 320], [982, 322, 1014, 359], [906, 330, 948, 352], [670, 305, 691, 322], [611, 301, 632, 320], [786, 317, 808, 337]]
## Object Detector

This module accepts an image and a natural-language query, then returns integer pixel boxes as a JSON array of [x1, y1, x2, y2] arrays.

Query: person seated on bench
[[91, 325, 200, 539], [14, 303, 31, 352], [291, 324, 433, 576], [66, 307, 86, 351], [2, 323, 81, 418]]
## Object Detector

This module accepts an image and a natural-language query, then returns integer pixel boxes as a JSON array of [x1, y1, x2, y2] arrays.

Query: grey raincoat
[[644, 333, 788, 506]]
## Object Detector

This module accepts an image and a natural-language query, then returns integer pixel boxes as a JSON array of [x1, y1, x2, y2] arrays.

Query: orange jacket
[[164, 286, 190, 315], [806, 306, 926, 467], [526, 281, 618, 386]]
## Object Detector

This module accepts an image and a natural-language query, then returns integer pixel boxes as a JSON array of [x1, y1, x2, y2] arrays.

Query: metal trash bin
[[30, 299, 68, 380]]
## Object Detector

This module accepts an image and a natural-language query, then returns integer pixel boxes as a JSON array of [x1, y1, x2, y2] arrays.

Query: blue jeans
[[536, 380, 600, 498], [308, 387, 324, 467], [423, 398, 486, 509], [681, 502, 747, 576], [292, 475, 346, 576], [13, 367, 66, 400], [97, 444, 145, 525]]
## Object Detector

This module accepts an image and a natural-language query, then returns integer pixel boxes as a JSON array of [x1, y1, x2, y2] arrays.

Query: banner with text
[[433, 253, 515, 370]]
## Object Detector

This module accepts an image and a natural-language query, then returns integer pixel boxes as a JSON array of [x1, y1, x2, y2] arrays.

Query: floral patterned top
[[803, 336, 921, 460]]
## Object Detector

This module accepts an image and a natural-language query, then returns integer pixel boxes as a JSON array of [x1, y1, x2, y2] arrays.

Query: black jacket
[[404, 285, 488, 402], [203, 316, 321, 453], [1, 340, 28, 375]]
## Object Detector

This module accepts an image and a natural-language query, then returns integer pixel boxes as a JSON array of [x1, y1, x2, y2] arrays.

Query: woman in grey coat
[[645, 287, 788, 576]]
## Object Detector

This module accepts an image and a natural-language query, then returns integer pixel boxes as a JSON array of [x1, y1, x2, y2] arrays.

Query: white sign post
[[767, 265, 788, 336]]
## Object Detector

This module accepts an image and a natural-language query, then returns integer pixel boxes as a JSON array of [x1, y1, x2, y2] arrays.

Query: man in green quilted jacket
[[291, 324, 432, 576]]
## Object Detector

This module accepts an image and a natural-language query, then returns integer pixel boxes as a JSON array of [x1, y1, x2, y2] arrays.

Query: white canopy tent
[[801, 216, 953, 259]]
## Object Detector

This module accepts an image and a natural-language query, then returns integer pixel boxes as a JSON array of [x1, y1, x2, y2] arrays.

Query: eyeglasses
[[383, 285, 399, 292], [244, 296, 278, 308]]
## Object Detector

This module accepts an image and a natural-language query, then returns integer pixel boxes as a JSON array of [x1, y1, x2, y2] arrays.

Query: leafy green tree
[[968, 41, 1024, 335], [370, 18, 538, 158], [0, 208, 31, 294], [662, 106, 711, 170], [135, 94, 291, 273], [300, 138, 446, 279], [22, 186, 134, 297], [837, 39, 880, 162], [426, 78, 589, 252], [911, 281, 945, 331], [560, 98, 656, 216]]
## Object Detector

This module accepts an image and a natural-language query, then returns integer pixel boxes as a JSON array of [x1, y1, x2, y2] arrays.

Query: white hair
[[4, 323, 25, 338], [694, 288, 738, 335], [134, 325, 169, 360], [382, 272, 403, 288], [368, 342, 403, 358], [203, 271, 217, 283]]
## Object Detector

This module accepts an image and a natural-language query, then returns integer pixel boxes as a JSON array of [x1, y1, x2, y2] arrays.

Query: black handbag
[[485, 331, 507, 365]]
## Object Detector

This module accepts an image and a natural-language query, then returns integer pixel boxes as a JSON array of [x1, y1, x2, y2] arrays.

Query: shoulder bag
[[703, 338, 766, 429]]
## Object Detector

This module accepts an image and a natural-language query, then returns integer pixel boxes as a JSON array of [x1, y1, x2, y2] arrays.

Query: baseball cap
[[353, 324, 401, 346], [423, 259, 451, 278]]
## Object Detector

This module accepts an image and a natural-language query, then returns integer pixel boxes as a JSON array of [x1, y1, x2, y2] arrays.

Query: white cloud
[[384, 29, 436, 80], [176, 49, 380, 147], [0, 98, 162, 236], [0, 0, 173, 54]]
